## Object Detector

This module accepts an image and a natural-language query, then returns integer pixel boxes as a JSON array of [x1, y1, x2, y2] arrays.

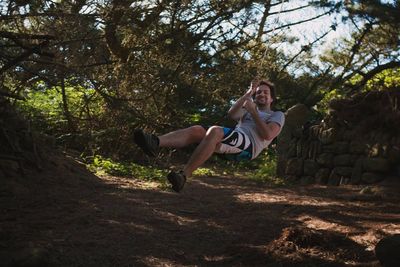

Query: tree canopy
[[1, 0, 399, 157]]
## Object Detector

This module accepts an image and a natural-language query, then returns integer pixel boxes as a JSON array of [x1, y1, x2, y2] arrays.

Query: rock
[[350, 158, 363, 184], [285, 158, 303, 176], [388, 145, 400, 165], [308, 141, 321, 160], [296, 140, 304, 157], [333, 154, 353, 166], [319, 128, 337, 144], [375, 234, 400, 267], [285, 104, 310, 127], [342, 130, 356, 141], [303, 160, 318, 176], [368, 143, 381, 157], [328, 169, 341, 186], [363, 158, 390, 173], [300, 176, 315, 185], [287, 143, 297, 158], [316, 153, 334, 168], [334, 167, 353, 177], [333, 141, 349, 154], [349, 141, 366, 154], [315, 168, 331, 184], [309, 125, 321, 139], [361, 172, 384, 184]]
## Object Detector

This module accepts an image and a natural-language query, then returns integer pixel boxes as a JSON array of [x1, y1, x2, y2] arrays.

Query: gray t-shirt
[[235, 108, 285, 159]]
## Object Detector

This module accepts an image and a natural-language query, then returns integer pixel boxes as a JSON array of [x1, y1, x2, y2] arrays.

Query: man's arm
[[243, 101, 281, 140], [228, 80, 258, 121]]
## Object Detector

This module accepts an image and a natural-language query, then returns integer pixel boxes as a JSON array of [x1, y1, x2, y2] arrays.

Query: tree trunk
[[60, 77, 76, 132]]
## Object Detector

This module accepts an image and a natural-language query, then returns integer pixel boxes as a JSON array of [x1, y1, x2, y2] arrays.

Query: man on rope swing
[[134, 79, 285, 192]]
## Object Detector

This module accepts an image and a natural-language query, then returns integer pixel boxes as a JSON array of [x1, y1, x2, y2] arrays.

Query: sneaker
[[167, 171, 186, 192], [133, 129, 160, 157]]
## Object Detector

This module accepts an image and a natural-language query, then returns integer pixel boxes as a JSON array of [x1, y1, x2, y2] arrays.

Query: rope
[[257, 0, 287, 78]]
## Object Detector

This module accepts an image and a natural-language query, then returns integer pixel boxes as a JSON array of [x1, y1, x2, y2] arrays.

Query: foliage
[[193, 167, 216, 177], [248, 151, 288, 186], [1, 0, 399, 160], [87, 155, 168, 182]]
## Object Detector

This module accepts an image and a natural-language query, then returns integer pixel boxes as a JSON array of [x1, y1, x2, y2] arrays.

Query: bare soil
[[1, 153, 399, 267]]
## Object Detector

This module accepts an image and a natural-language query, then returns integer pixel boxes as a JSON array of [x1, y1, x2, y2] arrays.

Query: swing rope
[[257, 0, 287, 79]]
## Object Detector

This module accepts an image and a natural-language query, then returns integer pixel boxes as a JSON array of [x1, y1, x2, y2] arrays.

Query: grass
[[85, 150, 289, 188], [86, 155, 168, 183]]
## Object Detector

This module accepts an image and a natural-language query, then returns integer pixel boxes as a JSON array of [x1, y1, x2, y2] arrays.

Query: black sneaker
[[133, 129, 160, 157], [167, 171, 186, 192]]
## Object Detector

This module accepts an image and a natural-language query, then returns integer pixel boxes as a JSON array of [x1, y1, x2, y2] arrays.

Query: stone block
[[303, 160, 318, 176], [328, 169, 341, 186], [300, 176, 315, 185], [334, 167, 353, 177], [288, 143, 297, 158], [350, 158, 363, 184], [308, 141, 321, 160], [309, 125, 320, 139], [333, 154, 353, 166], [285, 104, 310, 127], [343, 130, 356, 141], [388, 145, 400, 165], [363, 158, 389, 173], [333, 142, 349, 154], [361, 172, 384, 184], [349, 141, 365, 154], [315, 168, 330, 184], [316, 153, 334, 167], [319, 128, 337, 144], [285, 158, 303, 176], [368, 143, 380, 157]]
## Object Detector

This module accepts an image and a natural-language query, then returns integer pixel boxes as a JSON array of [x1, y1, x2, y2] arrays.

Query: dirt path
[[1, 156, 400, 266]]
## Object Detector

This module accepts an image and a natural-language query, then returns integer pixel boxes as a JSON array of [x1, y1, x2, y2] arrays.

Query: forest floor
[[1, 152, 400, 267]]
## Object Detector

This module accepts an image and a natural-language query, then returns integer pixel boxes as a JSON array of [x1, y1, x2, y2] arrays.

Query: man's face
[[254, 84, 273, 107]]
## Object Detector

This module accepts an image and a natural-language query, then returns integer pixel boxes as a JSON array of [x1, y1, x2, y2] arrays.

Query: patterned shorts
[[214, 127, 253, 161]]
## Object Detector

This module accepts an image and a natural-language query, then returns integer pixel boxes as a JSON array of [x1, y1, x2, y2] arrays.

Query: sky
[[265, 0, 353, 69]]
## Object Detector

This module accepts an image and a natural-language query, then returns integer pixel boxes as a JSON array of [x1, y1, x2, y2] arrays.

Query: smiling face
[[254, 84, 273, 110]]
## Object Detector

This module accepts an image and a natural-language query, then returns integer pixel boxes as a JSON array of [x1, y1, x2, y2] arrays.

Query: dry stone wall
[[277, 89, 400, 185]]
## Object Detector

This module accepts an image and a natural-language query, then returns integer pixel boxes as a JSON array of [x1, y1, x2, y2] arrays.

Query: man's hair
[[258, 79, 277, 105]]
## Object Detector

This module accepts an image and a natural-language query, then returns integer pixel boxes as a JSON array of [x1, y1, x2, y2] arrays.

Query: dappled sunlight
[[139, 256, 180, 267], [98, 174, 162, 190], [297, 214, 355, 232], [101, 219, 154, 233], [235, 192, 288, 203]]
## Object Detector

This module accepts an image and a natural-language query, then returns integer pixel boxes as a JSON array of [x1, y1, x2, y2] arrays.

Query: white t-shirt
[[235, 108, 285, 159]]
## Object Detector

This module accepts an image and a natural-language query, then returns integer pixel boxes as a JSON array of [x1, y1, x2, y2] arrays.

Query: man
[[134, 79, 285, 192]]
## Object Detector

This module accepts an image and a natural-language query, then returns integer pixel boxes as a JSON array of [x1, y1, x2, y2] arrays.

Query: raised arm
[[228, 79, 258, 121]]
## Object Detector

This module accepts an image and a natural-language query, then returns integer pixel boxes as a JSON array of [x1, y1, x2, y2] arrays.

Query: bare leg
[[183, 126, 224, 177], [159, 125, 206, 148]]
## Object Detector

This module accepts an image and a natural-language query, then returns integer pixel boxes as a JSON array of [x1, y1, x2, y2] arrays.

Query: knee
[[206, 126, 224, 140]]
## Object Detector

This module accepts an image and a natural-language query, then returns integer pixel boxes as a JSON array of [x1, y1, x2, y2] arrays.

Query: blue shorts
[[214, 127, 253, 161]]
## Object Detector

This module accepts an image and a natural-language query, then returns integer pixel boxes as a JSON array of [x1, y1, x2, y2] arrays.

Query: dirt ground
[[1, 153, 400, 267]]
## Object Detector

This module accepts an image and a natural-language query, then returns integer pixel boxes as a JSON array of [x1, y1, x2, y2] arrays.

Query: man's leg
[[182, 126, 224, 177], [159, 125, 206, 148], [167, 126, 223, 192], [134, 125, 206, 157]]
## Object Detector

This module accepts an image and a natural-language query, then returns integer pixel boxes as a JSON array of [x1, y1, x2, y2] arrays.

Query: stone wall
[[277, 89, 400, 185]]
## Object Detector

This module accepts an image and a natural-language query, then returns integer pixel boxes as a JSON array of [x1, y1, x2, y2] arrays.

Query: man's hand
[[243, 99, 257, 114], [244, 78, 259, 99]]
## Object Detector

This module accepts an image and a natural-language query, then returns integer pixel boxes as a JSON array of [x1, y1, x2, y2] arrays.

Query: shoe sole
[[133, 129, 157, 157], [167, 172, 186, 192]]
